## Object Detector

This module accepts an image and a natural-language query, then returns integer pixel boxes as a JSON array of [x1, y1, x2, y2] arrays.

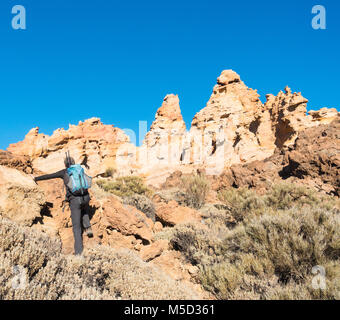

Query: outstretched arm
[[34, 170, 65, 182]]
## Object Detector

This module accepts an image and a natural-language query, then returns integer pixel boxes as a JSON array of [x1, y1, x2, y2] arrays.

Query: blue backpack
[[66, 164, 92, 196]]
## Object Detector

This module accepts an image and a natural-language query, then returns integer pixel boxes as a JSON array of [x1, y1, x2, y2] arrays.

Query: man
[[34, 154, 93, 255]]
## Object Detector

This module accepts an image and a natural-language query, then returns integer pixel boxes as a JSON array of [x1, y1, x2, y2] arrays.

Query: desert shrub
[[218, 183, 339, 223], [153, 188, 187, 206], [96, 176, 152, 198], [199, 206, 340, 299], [103, 167, 116, 178], [218, 187, 266, 223], [265, 183, 319, 210], [199, 204, 233, 229], [181, 174, 210, 209], [123, 194, 156, 222], [0, 217, 198, 300], [170, 183, 340, 300], [169, 223, 224, 266]]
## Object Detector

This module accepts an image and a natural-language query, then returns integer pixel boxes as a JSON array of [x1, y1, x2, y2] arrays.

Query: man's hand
[[31, 175, 37, 184]]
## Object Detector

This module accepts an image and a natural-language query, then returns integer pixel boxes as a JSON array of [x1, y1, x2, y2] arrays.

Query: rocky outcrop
[[263, 87, 338, 149], [213, 116, 340, 196], [32, 177, 155, 253], [140, 94, 187, 172], [8, 118, 132, 177], [284, 115, 340, 195], [0, 150, 33, 173], [0, 165, 45, 226], [141, 70, 338, 183], [212, 152, 284, 195], [7, 70, 338, 187], [186, 70, 273, 174]]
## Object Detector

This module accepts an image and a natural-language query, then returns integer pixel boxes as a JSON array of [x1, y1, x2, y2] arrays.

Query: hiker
[[34, 152, 93, 255]]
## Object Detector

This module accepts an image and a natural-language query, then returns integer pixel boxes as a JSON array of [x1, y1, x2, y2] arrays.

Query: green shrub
[[96, 176, 152, 198], [181, 174, 210, 209]]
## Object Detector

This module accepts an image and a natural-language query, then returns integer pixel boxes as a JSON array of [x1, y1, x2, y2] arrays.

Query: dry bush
[[0, 217, 197, 300], [123, 194, 156, 222], [199, 206, 340, 299], [218, 187, 266, 223], [103, 167, 116, 178], [96, 176, 152, 198], [170, 223, 224, 267], [265, 183, 320, 210], [153, 188, 187, 206], [171, 184, 340, 300], [181, 174, 210, 209], [218, 183, 338, 223]]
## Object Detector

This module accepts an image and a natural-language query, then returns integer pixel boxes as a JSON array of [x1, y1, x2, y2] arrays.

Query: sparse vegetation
[[217, 187, 265, 223], [96, 176, 152, 198], [103, 167, 116, 178], [123, 194, 156, 222], [0, 217, 197, 300], [2, 177, 339, 300], [170, 184, 340, 300], [181, 174, 210, 209], [217, 183, 338, 223]]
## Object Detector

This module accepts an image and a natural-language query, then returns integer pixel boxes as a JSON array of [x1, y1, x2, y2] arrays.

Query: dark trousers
[[69, 194, 91, 255]]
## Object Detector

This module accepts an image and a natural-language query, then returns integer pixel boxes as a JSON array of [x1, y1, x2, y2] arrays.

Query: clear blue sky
[[0, 0, 339, 149]]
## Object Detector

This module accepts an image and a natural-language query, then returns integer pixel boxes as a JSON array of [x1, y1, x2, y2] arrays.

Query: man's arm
[[34, 170, 65, 182]]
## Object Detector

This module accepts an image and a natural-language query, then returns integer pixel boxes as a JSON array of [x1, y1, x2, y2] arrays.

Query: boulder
[[93, 196, 154, 243], [140, 239, 168, 262], [155, 200, 202, 226], [0, 165, 45, 226]]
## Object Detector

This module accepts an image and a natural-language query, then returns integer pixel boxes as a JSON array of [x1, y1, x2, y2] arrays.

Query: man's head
[[64, 152, 75, 168]]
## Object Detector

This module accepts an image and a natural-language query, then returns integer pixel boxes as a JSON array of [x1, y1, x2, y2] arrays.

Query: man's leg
[[81, 194, 91, 229], [69, 197, 84, 255]]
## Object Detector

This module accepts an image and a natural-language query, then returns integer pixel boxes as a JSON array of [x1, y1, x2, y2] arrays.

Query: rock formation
[[0, 165, 45, 226], [140, 94, 187, 171], [140, 70, 338, 183], [213, 115, 340, 196], [263, 87, 338, 149], [7, 70, 338, 187], [0, 150, 33, 173], [185, 70, 273, 174], [8, 118, 133, 177]]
